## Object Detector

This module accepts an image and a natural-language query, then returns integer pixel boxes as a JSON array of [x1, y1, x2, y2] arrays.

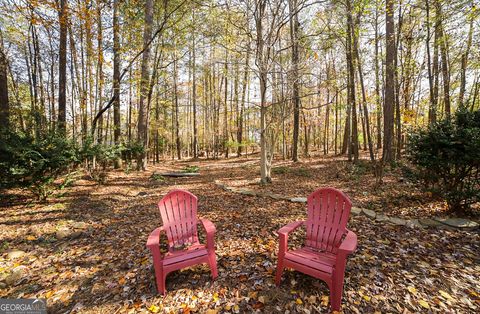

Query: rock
[[72, 222, 88, 230], [0, 282, 6, 289], [240, 190, 256, 196], [376, 214, 389, 222], [290, 197, 307, 203], [388, 217, 407, 226], [70, 231, 83, 239], [433, 218, 479, 230], [362, 208, 376, 219], [56, 228, 71, 240], [419, 218, 444, 228], [406, 219, 424, 229], [6, 250, 26, 260], [351, 207, 362, 215], [269, 194, 284, 200], [5, 266, 27, 286]]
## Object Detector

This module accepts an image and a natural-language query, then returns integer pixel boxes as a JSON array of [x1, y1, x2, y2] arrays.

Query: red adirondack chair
[[146, 189, 218, 295], [275, 188, 357, 311]]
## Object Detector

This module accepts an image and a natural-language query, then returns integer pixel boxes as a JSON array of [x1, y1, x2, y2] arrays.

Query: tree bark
[[57, 0, 68, 135], [457, 0, 473, 108], [289, 0, 300, 162], [113, 0, 122, 168], [346, 0, 358, 163], [435, 0, 450, 117], [191, 10, 198, 159], [137, 0, 153, 170], [383, 0, 395, 163], [0, 35, 9, 131]]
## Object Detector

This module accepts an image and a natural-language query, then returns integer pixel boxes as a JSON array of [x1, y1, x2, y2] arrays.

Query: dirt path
[[0, 157, 479, 313]]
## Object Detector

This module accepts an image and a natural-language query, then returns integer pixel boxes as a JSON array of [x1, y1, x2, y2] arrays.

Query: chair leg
[[275, 256, 285, 286], [207, 250, 218, 279], [330, 271, 345, 311], [153, 264, 166, 295]]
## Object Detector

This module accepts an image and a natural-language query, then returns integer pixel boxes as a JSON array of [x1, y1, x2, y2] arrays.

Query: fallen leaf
[[148, 305, 160, 313], [418, 300, 430, 309], [407, 286, 417, 295], [439, 290, 453, 301], [118, 277, 126, 285]]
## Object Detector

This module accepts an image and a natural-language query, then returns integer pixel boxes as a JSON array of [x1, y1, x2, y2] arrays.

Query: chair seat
[[284, 247, 337, 275], [163, 243, 208, 266]]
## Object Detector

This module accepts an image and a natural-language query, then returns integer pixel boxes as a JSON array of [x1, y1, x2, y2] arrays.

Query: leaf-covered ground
[[0, 156, 479, 313]]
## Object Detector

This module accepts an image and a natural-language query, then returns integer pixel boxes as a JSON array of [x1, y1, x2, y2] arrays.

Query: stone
[[433, 218, 479, 230], [5, 266, 27, 286], [6, 250, 25, 260], [290, 197, 307, 203], [240, 190, 256, 196], [362, 208, 376, 219], [70, 231, 83, 239], [56, 228, 72, 240], [72, 222, 88, 230], [406, 219, 424, 229], [350, 207, 362, 215], [376, 214, 389, 222], [388, 217, 407, 226], [419, 218, 444, 228], [0, 282, 6, 289], [269, 194, 284, 200]]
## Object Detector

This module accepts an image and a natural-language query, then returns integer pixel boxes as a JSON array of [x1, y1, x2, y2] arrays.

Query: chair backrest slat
[[305, 188, 352, 253], [158, 189, 199, 251]]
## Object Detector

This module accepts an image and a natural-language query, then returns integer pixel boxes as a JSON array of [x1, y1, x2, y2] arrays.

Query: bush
[[80, 138, 124, 169], [0, 131, 79, 200], [407, 109, 480, 213], [182, 165, 199, 173]]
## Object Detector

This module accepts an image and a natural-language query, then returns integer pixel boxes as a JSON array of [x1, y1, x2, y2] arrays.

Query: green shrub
[[294, 167, 312, 177], [150, 172, 165, 182], [0, 131, 79, 200], [272, 166, 289, 175], [182, 165, 199, 173], [79, 138, 124, 169], [407, 109, 480, 213]]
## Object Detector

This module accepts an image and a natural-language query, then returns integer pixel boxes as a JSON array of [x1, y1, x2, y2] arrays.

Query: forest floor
[[0, 153, 479, 313]]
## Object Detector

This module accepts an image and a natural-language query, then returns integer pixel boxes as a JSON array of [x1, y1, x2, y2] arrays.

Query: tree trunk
[[173, 50, 181, 160], [96, 0, 104, 143], [353, 23, 375, 160], [458, 1, 474, 108], [113, 0, 122, 168], [383, 0, 395, 163], [346, 0, 358, 163], [0, 35, 9, 131], [435, 0, 450, 117], [192, 11, 198, 159], [425, 0, 436, 125], [289, 0, 300, 162], [137, 0, 153, 170], [57, 0, 68, 135], [238, 48, 250, 157], [256, 0, 271, 184]]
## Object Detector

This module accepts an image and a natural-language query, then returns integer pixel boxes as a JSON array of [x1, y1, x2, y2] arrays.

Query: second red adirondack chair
[[275, 188, 357, 311], [146, 189, 218, 295]]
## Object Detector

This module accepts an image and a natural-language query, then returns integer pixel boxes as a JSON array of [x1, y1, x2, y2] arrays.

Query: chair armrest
[[338, 229, 357, 255], [146, 227, 165, 250], [277, 221, 305, 256], [200, 218, 216, 250], [277, 220, 305, 236]]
